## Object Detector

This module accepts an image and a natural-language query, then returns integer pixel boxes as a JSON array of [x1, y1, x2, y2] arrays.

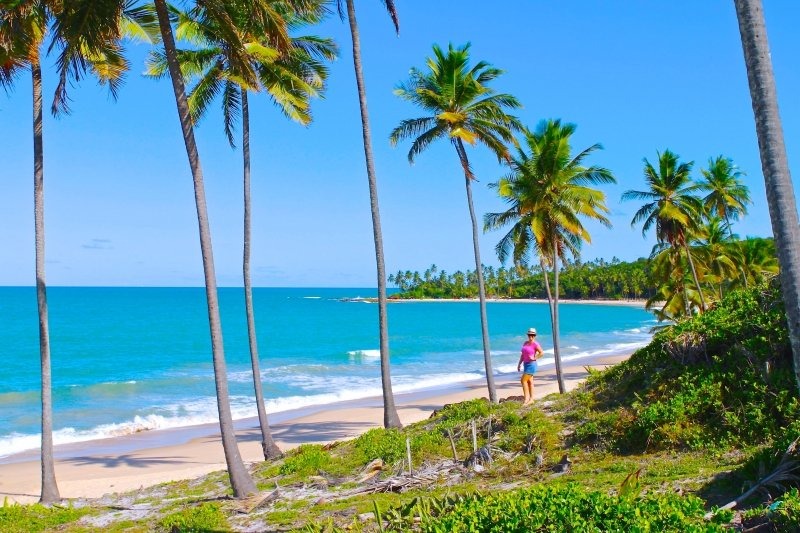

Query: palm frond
[[221, 80, 241, 147], [389, 116, 435, 145], [186, 60, 225, 126]]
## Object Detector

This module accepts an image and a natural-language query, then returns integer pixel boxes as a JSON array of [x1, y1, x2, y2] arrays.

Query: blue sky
[[2, 1, 798, 287]]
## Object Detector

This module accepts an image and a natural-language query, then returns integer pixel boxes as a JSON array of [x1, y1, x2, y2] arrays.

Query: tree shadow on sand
[[63, 454, 196, 469]]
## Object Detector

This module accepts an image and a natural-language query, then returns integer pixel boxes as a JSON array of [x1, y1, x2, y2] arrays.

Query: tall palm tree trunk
[[673, 248, 691, 315], [551, 246, 565, 394], [153, 0, 256, 497], [455, 140, 497, 403], [540, 255, 566, 394], [345, 0, 401, 428], [241, 89, 281, 459], [734, 0, 800, 392], [33, 56, 60, 504], [684, 241, 706, 312]]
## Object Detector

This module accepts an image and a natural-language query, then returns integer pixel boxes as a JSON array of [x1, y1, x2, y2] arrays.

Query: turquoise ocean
[[0, 287, 656, 460]]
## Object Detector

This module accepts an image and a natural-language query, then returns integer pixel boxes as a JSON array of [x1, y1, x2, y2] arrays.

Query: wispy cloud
[[82, 239, 113, 250]]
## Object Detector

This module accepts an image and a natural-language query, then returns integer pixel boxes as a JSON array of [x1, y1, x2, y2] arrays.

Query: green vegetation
[[279, 444, 334, 476], [379, 486, 730, 532], [572, 280, 797, 453], [0, 501, 88, 533], [158, 502, 229, 532], [743, 487, 800, 530], [391, 236, 775, 305], [389, 258, 656, 300]]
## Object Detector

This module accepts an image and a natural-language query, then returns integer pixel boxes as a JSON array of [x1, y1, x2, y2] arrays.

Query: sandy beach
[[0, 353, 628, 505]]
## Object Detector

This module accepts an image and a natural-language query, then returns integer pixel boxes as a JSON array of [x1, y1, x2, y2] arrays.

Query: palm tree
[[1, 2, 57, 504], [147, 2, 335, 461], [622, 150, 707, 315], [151, 0, 264, 497], [335, 0, 402, 428], [485, 120, 615, 393], [1, 2, 59, 504], [645, 249, 701, 322], [391, 43, 521, 403], [698, 155, 751, 289], [693, 217, 739, 301], [1, 0, 154, 504], [698, 155, 750, 236], [734, 0, 800, 391], [736, 237, 779, 287]]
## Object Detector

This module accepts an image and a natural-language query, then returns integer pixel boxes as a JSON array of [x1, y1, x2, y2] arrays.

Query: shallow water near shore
[[0, 287, 655, 459]]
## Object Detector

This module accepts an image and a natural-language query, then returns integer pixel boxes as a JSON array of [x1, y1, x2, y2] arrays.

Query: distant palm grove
[[389, 258, 657, 300], [391, 236, 776, 304]]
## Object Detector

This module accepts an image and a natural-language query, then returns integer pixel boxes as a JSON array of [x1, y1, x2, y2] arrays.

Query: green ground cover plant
[[279, 444, 335, 476], [0, 501, 89, 533], [157, 501, 229, 532], [391, 484, 732, 532]]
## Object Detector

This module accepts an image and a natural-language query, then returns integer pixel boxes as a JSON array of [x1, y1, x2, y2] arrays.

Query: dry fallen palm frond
[[705, 437, 800, 520], [336, 461, 469, 499]]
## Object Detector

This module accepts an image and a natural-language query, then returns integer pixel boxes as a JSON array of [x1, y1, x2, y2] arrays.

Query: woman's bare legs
[[521, 374, 534, 405]]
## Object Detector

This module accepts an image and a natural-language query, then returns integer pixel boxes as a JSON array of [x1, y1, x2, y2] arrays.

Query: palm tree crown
[[487, 120, 615, 267], [390, 42, 522, 170], [146, 3, 334, 144], [622, 150, 702, 249], [698, 155, 750, 233]]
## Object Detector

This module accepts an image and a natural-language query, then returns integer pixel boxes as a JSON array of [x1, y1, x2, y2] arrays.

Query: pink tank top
[[520, 341, 541, 363]]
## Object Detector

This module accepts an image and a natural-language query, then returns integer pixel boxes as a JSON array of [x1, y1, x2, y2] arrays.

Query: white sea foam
[[392, 372, 484, 392], [0, 395, 257, 458], [303, 296, 321, 299], [347, 349, 380, 359], [496, 339, 650, 374], [0, 370, 485, 458], [228, 370, 255, 383]]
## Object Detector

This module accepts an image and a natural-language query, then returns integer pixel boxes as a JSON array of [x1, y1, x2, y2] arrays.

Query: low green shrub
[[393, 484, 729, 532], [574, 281, 799, 452], [410, 430, 447, 459], [353, 428, 406, 465], [765, 487, 800, 530], [279, 444, 333, 476], [497, 408, 560, 454], [433, 398, 491, 429], [0, 501, 88, 533], [158, 502, 229, 532]]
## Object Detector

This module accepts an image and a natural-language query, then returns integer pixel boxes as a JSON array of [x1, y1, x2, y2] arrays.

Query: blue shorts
[[523, 361, 537, 375]]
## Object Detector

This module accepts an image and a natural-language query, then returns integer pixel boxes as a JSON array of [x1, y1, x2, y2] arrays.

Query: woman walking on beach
[[517, 328, 544, 405]]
